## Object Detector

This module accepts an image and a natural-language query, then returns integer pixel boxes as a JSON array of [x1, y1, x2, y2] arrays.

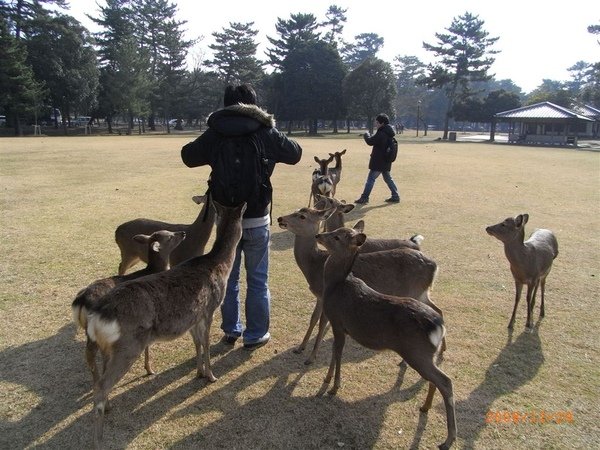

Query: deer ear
[[321, 207, 336, 220], [515, 214, 528, 227], [314, 156, 320, 163], [150, 241, 161, 253], [521, 213, 529, 225], [192, 195, 205, 204], [133, 234, 150, 243], [340, 149, 347, 155], [342, 204, 355, 213], [353, 220, 365, 232], [354, 233, 367, 247]]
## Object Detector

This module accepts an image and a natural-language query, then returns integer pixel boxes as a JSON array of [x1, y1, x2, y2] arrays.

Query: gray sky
[[69, 0, 599, 93]]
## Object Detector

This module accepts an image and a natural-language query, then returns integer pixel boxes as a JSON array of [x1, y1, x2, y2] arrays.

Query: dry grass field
[[1, 133, 599, 449]]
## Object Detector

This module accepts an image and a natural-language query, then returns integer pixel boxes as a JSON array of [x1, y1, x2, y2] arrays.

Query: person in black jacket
[[181, 84, 302, 350], [355, 113, 400, 204]]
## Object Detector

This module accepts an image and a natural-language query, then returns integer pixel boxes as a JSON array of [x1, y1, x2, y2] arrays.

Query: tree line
[[1, 0, 598, 137]]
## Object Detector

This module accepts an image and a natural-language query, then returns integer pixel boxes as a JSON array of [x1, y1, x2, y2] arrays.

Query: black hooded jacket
[[363, 124, 395, 172], [181, 104, 302, 219]]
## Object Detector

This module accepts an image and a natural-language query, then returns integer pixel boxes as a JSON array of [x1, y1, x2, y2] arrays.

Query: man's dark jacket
[[364, 124, 395, 172], [181, 104, 302, 219]]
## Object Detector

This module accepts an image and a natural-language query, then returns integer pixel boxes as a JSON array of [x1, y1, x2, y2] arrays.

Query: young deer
[[316, 226, 456, 450], [486, 213, 559, 330], [277, 206, 443, 365], [115, 194, 215, 275], [308, 155, 334, 207], [314, 194, 423, 251], [72, 230, 186, 381], [327, 149, 346, 198], [87, 201, 245, 449]]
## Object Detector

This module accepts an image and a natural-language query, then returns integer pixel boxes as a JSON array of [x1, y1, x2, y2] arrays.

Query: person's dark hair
[[376, 113, 390, 125], [223, 84, 257, 107]]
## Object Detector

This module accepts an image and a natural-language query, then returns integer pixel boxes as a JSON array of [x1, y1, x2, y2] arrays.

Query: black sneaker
[[222, 335, 238, 345], [354, 197, 369, 204], [384, 197, 400, 203]]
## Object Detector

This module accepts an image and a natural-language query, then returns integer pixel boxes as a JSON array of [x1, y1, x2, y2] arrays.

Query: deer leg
[[508, 282, 523, 329], [408, 355, 456, 450], [295, 297, 322, 355], [190, 317, 217, 382], [525, 283, 537, 331], [539, 277, 547, 318], [85, 337, 100, 384], [305, 309, 330, 365], [143, 346, 154, 375], [117, 254, 139, 276], [93, 345, 143, 449], [317, 339, 337, 397], [329, 327, 346, 395], [421, 296, 447, 353]]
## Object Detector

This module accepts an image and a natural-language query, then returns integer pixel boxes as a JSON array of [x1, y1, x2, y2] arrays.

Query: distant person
[[181, 84, 302, 350], [355, 113, 400, 204]]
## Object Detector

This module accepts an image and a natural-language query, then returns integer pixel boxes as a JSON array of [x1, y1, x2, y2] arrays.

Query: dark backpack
[[208, 133, 271, 208], [386, 136, 398, 162]]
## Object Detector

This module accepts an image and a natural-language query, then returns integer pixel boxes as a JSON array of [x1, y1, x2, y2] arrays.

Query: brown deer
[[314, 194, 423, 251], [327, 149, 346, 198], [277, 206, 443, 365], [115, 194, 215, 275], [87, 201, 245, 449], [308, 155, 334, 207], [72, 230, 186, 381], [315, 226, 456, 450], [486, 213, 559, 330]]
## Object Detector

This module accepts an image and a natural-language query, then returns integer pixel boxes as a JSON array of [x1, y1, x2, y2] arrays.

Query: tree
[[208, 21, 263, 85], [526, 80, 572, 107], [421, 12, 499, 139], [27, 11, 99, 131], [133, 0, 192, 131], [579, 22, 600, 106], [91, 0, 150, 133], [265, 13, 320, 72], [0, 14, 43, 134], [1, 0, 67, 39], [343, 57, 396, 133], [320, 4, 347, 48], [278, 40, 346, 134], [393, 54, 429, 125], [342, 33, 384, 69]]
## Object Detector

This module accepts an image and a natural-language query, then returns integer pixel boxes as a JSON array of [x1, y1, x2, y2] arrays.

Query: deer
[[486, 213, 559, 330], [314, 194, 422, 251], [315, 226, 456, 450], [327, 149, 346, 198], [72, 230, 186, 382], [86, 201, 245, 449], [115, 193, 215, 275], [277, 206, 444, 365], [308, 155, 334, 207]]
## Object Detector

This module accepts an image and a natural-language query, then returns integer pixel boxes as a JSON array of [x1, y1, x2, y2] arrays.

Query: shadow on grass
[[0, 324, 437, 449], [456, 323, 545, 448]]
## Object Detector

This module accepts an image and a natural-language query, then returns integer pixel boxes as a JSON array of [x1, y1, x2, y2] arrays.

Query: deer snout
[[485, 226, 493, 235], [277, 217, 287, 229]]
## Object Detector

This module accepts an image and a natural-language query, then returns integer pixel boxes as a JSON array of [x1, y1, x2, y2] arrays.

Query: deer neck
[[205, 219, 242, 267], [293, 233, 327, 290], [323, 251, 357, 297], [188, 202, 215, 237], [145, 257, 170, 273], [503, 229, 527, 263]]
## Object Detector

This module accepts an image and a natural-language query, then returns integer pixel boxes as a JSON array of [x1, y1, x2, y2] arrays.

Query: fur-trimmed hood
[[207, 103, 275, 136]]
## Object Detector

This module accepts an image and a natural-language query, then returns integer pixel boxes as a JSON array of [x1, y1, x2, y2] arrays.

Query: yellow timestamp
[[486, 410, 574, 424]]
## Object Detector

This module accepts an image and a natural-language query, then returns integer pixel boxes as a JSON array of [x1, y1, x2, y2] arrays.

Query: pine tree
[[266, 13, 320, 72], [421, 11, 499, 139], [208, 21, 263, 86], [0, 15, 43, 135]]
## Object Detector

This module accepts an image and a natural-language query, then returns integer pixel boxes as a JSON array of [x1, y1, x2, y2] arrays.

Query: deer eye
[[299, 214, 305, 220], [334, 236, 340, 241]]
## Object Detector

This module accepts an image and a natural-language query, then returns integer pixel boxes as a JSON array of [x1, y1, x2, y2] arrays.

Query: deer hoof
[[419, 405, 430, 413]]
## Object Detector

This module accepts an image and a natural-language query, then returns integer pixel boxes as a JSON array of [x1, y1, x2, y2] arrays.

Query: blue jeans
[[220, 224, 271, 344], [360, 170, 399, 199]]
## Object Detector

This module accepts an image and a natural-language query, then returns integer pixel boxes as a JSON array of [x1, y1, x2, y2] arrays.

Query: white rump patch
[[87, 314, 121, 345], [429, 324, 446, 348], [71, 304, 87, 329]]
